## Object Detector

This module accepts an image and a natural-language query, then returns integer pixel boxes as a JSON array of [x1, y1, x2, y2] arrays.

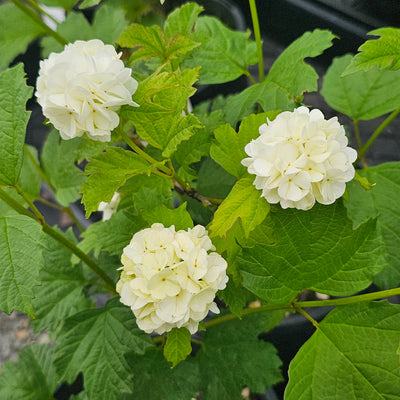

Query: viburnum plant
[[1, 0, 400, 399]]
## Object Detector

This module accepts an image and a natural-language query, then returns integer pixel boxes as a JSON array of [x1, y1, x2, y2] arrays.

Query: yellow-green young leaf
[[321, 55, 400, 120], [354, 170, 375, 190], [42, 5, 128, 56], [239, 202, 385, 303], [0, 344, 58, 400], [345, 27, 400, 74], [122, 69, 202, 157], [118, 24, 198, 63], [0, 3, 46, 70], [345, 162, 400, 288], [81, 147, 152, 217], [184, 16, 257, 84], [210, 112, 280, 179], [286, 301, 400, 400], [164, 328, 192, 367], [143, 203, 193, 231], [164, 2, 204, 39], [267, 29, 336, 98], [209, 178, 270, 238], [41, 131, 85, 207], [55, 298, 152, 400], [0, 64, 33, 186], [0, 215, 44, 317]]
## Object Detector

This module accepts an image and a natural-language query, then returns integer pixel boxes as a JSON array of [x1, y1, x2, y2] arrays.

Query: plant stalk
[[249, 0, 264, 82], [0, 187, 116, 293], [25, 0, 60, 25], [10, 0, 67, 46], [359, 106, 400, 158], [204, 286, 400, 329], [353, 120, 368, 168]]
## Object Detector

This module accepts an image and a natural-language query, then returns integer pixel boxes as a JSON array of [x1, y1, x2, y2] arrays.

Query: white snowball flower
[[97, 192, 121, 221], [242, 107, 357, 210], [116, 223, 228, 335], [36, 39, 138, 141]]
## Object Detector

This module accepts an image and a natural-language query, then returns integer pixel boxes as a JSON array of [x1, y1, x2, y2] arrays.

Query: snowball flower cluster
[[116, 223, 228, 334], [242, 107, 357, 210], [36, 39, 138, 141], [98, 192, 121, 221]]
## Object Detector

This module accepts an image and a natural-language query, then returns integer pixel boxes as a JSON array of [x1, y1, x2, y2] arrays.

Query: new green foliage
[[0, 215, 44, 317], [122, 68, 202, 157], [0, 64, 33, 187], [164, 2, 204, 38], [345, 162, 400, 288], [321, 54, 400, 120], [184, 15, 257, 84], [118, 23, 198, 63], [285, 301, 400, 400], [0, 344, 58, 400], [55, 298, 152, 400], [210, 112, 278, 179], [163, 327, 192, 367], [143, 203, 194, 231], [209, 177, 270, 238], [239, 202, 384, 303], [81, 147, 151, 217], [345, 27, 400, 73]]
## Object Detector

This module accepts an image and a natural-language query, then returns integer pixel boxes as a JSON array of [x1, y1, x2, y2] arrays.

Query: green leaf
[[81, 147, 151, 217], [41, 131, 85, 207], [0, 215, 44, 316], [175, 110, 224, 180], [0, 64, 33, 186], [209, 178, 270, 238], [184, 16, 257, 84], [143, 203, 193, 231], [122, 69, 202, 157], [321, 54, 400, 120], [42, 5, 128, 56], [211, 112, 278, 179], [79, 0, 102, 8], [120, 174, 173, 213], [164, 2, 204, 39], [285, 301, 400, 400], [164, 327, 192, 367], [76, 139, 107, 163], [40, 0, 77, 8], [221, 278, 253, 316], [78, 209, 147, 258], [196, 157, 236, 199], [224, 81, 293, 126], [118, 23, 198, 63], [18, 145, 41, 201], [125, 348, 200, 400], [267, 29, 336, 98], [32, 230, 92, 334], [0, 344, 58, 400], [195, 312, 283, 400], [0, 3, 45, 70], [345, 162, 400, 288], [55, 298, 152, 400], [345, 27, 400, 74], [239, 202, 385, 303]]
